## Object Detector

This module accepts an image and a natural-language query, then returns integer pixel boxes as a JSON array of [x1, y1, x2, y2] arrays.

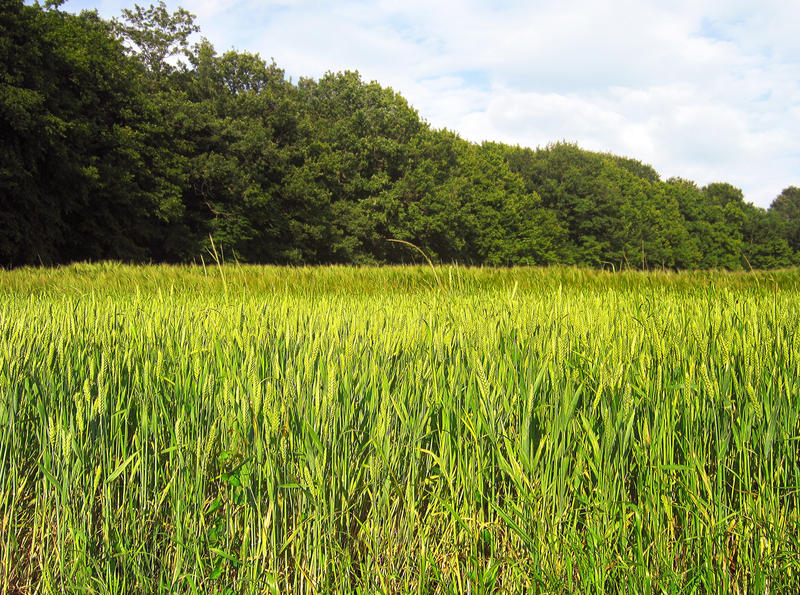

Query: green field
[[2, 264, 800, 593]]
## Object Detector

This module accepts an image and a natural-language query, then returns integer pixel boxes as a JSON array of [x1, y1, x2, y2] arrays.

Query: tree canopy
[[1, 0, 797, 269]]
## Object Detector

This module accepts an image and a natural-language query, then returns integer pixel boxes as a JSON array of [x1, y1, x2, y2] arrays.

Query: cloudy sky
[[63, 0, 799, 208]]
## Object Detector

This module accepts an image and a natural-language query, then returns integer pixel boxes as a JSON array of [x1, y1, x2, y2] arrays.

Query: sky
[[62, 0, 800, 208]]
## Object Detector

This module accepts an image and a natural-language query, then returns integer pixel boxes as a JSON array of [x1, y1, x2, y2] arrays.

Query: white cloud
[[62, 0, 800, 206]]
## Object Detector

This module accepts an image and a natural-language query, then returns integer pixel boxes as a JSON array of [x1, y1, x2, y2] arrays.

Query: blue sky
[[62, 0, 800, 208]]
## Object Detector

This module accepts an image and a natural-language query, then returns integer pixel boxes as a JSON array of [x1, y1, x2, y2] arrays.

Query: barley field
[[2, 263, 800, 593]]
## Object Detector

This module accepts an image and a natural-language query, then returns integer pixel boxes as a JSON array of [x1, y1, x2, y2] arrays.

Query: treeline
[[2, 1, 799, 269]]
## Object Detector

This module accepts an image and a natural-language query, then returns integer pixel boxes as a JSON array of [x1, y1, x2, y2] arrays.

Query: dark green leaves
[[1, 1, 797, 269]]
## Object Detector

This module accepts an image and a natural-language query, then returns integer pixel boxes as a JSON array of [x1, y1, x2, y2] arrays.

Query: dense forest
[[2, 0, 799, 269]]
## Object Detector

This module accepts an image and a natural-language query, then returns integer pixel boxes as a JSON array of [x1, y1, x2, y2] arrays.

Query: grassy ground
[[1, 263, 800, 593]]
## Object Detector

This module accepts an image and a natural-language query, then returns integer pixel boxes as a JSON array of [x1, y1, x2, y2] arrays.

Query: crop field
[[1, 263, 800, 593]]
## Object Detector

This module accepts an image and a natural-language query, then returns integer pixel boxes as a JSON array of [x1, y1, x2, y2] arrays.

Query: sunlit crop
[[2, 263, 799, 593]]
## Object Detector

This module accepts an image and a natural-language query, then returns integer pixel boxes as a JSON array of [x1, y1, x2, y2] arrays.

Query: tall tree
[[0, 0, 182, 266], [769, 186, 800, 257], [699, 183, 746, 269], [740, 203, 793, 269], [293, 71, 425, 263], [2, 0, 795, 270], [113, 1, 198, 82]]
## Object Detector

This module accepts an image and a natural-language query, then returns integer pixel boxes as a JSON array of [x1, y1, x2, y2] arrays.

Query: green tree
[[113, 1, 198, 82], [769, 186, 800, 257], [0, 0, 182, 266], [699, 183, 746, 269], [2, 0, 794, 270], [293, 71, 425, 263], [501, 143, 641, 267], [171, 42, 301, 262], [740, 203, 793, 269], [606, 154, 661, 184]]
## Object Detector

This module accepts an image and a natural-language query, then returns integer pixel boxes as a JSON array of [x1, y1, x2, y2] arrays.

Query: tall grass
[[1, 264, 799, 592]]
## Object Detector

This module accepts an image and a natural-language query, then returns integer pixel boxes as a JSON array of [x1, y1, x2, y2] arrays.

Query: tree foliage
[[113, 0, 198, 80], [1, 0, 797, 269]]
